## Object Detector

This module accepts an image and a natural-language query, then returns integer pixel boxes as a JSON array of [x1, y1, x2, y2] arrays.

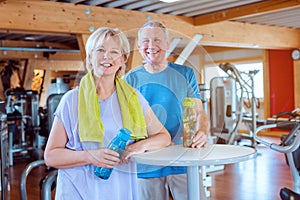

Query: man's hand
[[191, 130, 208, 148]]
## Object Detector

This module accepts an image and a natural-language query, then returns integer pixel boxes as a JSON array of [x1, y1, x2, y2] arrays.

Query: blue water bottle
[[94, 128, 131, 180]]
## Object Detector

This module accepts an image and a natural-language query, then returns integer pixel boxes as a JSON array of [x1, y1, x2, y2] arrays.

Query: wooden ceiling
[[53, 0, 300, 29], [0, 0, 299, 59]]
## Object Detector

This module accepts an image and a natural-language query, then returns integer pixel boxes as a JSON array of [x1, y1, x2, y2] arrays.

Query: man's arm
[[191, 98, 210, 148], [195, 98, 210, 134]]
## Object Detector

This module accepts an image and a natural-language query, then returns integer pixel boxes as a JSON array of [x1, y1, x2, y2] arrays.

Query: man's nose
[[148, 40, 154, 47]]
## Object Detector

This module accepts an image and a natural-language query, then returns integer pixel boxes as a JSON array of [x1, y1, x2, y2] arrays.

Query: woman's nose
[[103, 51, 111, 59]]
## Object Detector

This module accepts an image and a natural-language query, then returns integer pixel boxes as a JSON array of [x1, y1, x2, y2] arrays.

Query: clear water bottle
[[182, 98, 198, 147], [94, 128, 131, 180]]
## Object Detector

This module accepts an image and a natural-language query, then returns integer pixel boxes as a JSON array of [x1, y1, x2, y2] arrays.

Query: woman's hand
[[121, 141, 147, 164], [87, 148, 120, 168]]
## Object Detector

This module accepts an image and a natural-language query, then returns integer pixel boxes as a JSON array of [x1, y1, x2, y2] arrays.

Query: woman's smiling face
[[90, 36, 124, 78]]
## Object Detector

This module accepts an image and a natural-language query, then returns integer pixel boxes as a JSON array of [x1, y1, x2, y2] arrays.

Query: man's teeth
[[147, 50, 158, 54], [148, 52, 157, 54]]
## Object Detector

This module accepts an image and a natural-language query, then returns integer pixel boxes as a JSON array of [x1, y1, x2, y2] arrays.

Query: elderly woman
[[44, 27, 171, 200]]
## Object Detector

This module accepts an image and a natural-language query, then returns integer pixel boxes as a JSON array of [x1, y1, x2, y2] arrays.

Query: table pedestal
[[187, 166, 200, 200]]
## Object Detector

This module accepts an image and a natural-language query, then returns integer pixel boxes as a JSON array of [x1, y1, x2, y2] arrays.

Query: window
[[204, 62, 264, 98]]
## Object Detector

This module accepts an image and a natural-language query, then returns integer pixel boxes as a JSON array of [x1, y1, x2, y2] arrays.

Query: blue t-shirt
[[125, 62, 201, 178]]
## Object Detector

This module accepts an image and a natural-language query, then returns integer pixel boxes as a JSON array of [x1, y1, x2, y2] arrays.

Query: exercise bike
[[254, 121, 300, 200]]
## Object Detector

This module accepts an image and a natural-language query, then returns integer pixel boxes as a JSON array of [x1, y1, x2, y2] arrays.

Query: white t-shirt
[[53, 87, 148, 200]]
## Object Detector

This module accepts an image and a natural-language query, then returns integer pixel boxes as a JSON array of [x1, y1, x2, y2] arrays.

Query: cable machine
[[210, 63, 259, 145], [5, 89, 40, 166]]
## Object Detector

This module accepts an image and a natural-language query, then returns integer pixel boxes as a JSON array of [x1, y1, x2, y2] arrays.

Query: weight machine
[[210, 63, 260, 145], [5, 89, 41, 166], [0, 113, 9, 200], [19, 93, 64, 200], [18, 77, 69, 200]]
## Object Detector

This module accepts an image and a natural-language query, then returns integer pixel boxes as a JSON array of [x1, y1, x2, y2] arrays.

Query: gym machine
[[19, 93, 63, 200], [210, 63, 259, 145], [19, 77, 69, 200], [20, 160, 57, 200], [254, 110, 300, 200], [5, 89, 41, 166], [0, 112, 9, 200]]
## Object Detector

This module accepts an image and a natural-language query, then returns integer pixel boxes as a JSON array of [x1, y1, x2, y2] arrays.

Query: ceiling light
[[160, 0, 182, 3], [24, 36, 36, 41]]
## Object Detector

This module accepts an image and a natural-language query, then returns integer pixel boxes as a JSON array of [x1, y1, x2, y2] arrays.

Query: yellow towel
[[78, 70, 147, 144]]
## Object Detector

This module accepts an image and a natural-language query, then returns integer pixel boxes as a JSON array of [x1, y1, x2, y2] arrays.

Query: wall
[[268, 50, 294, 116], [294, 59, 300, 108]]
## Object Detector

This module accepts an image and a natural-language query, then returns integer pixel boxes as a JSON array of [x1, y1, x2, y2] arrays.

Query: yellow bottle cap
[[183, 98, 195, 107]]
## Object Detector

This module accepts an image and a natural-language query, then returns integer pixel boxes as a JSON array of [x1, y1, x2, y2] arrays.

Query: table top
[[132, 144, 256, 166]]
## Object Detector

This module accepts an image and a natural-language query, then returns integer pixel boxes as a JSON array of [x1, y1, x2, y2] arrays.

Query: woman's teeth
[[102, 63, 112, 68]]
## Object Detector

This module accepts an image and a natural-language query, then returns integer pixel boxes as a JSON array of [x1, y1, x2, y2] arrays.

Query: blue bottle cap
[[119, 128, 131, 141]]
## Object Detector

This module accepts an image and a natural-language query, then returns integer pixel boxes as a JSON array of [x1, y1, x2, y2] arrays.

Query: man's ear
[[166, 39, 171, 50], [137, 43, 143, 54]]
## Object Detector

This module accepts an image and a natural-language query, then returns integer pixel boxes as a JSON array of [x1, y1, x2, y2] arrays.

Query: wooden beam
[[29, 60, 84, 71], [40, 68, 51, 107], [126, 37, 143, 71], [198, 21, 300, 49], [262, 50, 270, 119], [23, 61, 34, 90], [0, 28, 76, 37], [194, 0, 300, 26], [0, 0, 192, 34], [76, 34, 89, 61], [0, 0, 299, 50], [294, 59, 300, 108], [205, 56, 263, 66], [0, 39, 75, 49], [47, 52, 81, 60], [0, 51, 81, 60]]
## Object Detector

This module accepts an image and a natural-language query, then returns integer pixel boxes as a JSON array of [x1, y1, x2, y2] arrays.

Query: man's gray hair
[[138, 21, 169, 42]]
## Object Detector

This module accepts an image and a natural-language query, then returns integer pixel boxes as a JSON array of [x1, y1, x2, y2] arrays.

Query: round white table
[[132, 144, 256, 200]]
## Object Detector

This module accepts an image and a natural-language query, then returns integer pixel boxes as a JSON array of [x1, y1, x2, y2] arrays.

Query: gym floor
[[5, 136, 293, 200]]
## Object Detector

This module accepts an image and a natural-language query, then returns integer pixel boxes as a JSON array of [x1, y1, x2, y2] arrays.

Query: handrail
[[254, 122, 300, 154], [19, 160, 45, 200], [41, 169, 58, 200]]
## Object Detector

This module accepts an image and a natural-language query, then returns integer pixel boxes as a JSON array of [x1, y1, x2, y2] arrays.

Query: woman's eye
[[111, 50, 120, 54], [97, 48, 105, 53]]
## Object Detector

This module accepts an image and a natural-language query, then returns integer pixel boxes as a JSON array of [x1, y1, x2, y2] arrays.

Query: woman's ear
[[122, 54, 128, 63], [88, 54, 92, 67]]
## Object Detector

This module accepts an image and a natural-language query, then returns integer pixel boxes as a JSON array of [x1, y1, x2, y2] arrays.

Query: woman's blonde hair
[[85, 27, 130, 76]]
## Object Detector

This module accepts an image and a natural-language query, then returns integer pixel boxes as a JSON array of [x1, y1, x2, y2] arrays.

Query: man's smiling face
[[138, 26, 169, 67]]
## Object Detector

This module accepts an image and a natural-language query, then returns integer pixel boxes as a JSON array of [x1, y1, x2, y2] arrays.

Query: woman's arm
[[44, 117, 120, 169], [123, 105, 171, 160]]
